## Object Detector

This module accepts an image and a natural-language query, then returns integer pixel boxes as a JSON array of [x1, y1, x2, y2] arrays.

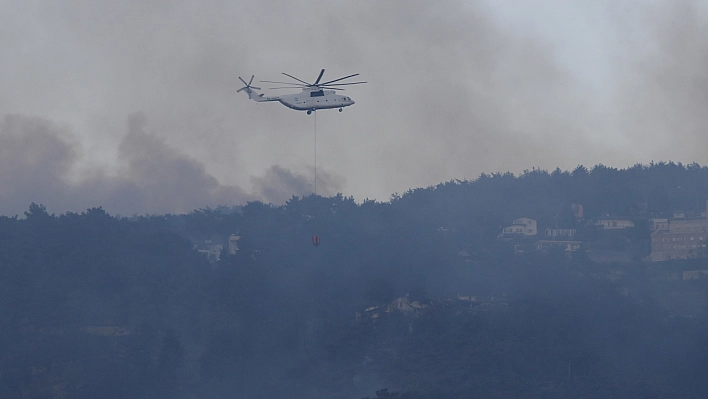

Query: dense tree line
[[1, 162, 708, 398]]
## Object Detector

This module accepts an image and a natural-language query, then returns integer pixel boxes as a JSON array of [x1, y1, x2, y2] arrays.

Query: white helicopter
[[237, 69, 365, 115]]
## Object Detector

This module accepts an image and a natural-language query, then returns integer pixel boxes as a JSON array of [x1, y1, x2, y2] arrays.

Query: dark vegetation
[[2, 162, 708, 398]]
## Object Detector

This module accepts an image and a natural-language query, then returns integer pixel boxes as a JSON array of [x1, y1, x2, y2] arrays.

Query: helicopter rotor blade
[[282, 73, 311, 85], [238, 76, 249, 86], [319, 73, 359, 86], [320, 81, 367, 87], [268, 86, 309, 90], [260, 80, 298, 84], [248, 75, 254, 85], [313, 69, 325, 85], [260, 80, 309, 87]]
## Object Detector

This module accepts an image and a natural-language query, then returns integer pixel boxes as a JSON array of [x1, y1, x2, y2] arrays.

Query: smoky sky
[[2, 0, 708, 215], [0, 113, 339, 215]]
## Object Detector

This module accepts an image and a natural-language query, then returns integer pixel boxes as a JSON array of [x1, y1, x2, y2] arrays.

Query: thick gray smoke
[[2, 1, 708, 213], [0, 114, 336, 215], [113, 113, 251, 214], [0, 115, 79, 215], [614, 0, 708, 162], [250, 164, 344, 205]]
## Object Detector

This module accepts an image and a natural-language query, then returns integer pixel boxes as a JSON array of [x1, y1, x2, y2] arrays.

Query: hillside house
[[683, 270, 708, 280], [499, 218, 537, 239], [649, 207, 708, 261], [649, 218, 669, 231], [535, 240, 582, 252], [545, 228, 576, 239], [650, 230, 707, 261], [668, 218, 708, 234], [195, 240, 223, 262], [362, 304, 388, 320], [596, 219, 634, 229], [228, 234, 240, 255], [392, 297, 427, 316]]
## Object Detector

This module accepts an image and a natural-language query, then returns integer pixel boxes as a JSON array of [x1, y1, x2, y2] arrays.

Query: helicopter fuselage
[[277, 89, 355, 111], [245, 87, 354, 113]]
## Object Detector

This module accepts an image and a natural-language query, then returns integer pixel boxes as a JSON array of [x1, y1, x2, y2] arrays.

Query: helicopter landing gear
[[339, 107, 343, 112], [307, 110, 312, 115]]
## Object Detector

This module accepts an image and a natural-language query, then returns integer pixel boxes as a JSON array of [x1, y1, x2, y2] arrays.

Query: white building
[[499, 218, 537, 238], [596, 219, 634, 229], [648, 199, 708, 262], [545, 228, 576, 238], [228, 234, 240, 255], [649, 218, 669, 231], [668, 218, 708, 234], [197, 241, 223, 262]]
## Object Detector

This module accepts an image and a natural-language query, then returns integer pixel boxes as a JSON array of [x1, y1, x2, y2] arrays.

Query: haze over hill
[[3, 164, 708, 398], [0, 113, 344, 215], [3, 1, 708, 215]]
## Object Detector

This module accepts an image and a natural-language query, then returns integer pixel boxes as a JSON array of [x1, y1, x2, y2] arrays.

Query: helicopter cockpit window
[[310, 90, 324, 97]]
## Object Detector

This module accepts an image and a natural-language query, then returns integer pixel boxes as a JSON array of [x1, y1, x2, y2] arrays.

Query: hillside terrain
[[2, 162, 708, 398]]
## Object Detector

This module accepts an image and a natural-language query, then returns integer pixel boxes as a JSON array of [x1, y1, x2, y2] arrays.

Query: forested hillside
[[2, 162, 708, 398]]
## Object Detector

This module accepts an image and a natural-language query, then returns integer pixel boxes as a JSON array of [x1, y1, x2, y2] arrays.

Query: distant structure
[[649, 218, 669, 231], [358, 296, 429, 321], [683, 270, 708, 280], [533, 228, 581, 254], [356, 295, 497, 322], [228, 234, 240, 255], [499, 218, 537, 239], [535, 240, 582, 252], [196, 240, 223, 262], [545, 228, 576, 239], [596, 219, 634, 229], [572, 203, 584, 222], [649, 200, 708, 262]]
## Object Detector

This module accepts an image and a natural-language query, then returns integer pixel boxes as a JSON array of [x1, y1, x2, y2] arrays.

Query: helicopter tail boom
[[241, 87, 266, 101], [238, 75, 279, 103]]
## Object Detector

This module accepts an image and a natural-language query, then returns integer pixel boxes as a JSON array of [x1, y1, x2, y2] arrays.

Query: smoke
[[251, 164, 344, 205], [613, 0, 708, 162], [0, 113, 336, 216], [0, 0, 632, 204], [304, 0, 626, 194], [112, 112, 251, 214], [3, 0, 708, 205], [0, 115, 79, 215]]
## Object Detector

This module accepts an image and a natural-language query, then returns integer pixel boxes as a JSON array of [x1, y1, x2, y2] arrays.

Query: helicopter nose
[[350, 99, 355, 105]]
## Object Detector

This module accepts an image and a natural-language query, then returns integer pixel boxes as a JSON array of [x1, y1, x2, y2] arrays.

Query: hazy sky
[[2, 0, 708, 215]]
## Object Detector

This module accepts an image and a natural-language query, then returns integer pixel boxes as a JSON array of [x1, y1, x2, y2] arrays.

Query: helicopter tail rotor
[[237, 75, 264, 100]]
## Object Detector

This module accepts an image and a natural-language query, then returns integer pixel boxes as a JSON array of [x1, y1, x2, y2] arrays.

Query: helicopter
[[237, 69, 365, 114]]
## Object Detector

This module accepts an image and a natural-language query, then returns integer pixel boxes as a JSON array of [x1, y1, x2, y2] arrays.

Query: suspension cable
[[314, 111, 317, 196]]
